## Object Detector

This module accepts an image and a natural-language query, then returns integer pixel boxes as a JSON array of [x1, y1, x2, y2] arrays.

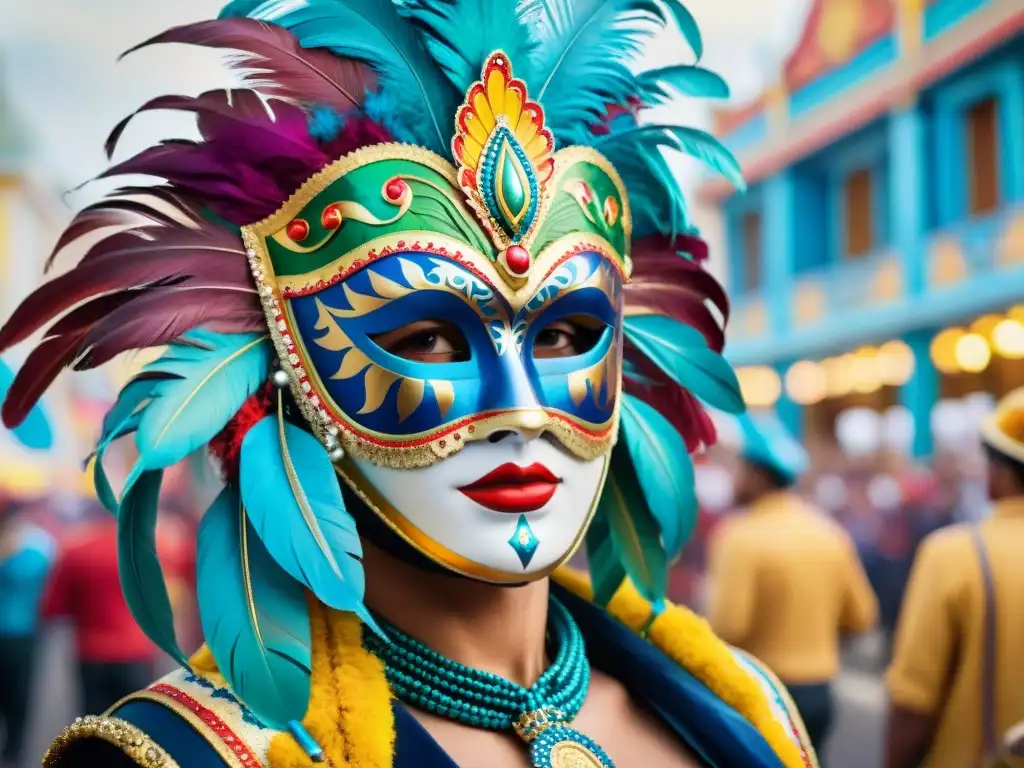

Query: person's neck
[[362, 543, 551, 688]]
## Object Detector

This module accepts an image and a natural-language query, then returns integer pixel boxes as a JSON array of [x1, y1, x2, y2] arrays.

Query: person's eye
[[371, 320, 470, 363], [533, 317, 605, 360]]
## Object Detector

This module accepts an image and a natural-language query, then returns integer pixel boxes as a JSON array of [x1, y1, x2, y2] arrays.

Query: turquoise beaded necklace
[[364, 597, 616, 768]]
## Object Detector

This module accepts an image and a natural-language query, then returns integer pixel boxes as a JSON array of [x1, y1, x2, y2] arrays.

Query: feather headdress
[[0, 0, 743, 746]]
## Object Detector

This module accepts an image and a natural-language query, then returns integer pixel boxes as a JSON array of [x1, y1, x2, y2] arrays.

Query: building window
[[740, 211, 762, 292], [966, 97, 1000, 215], [843, 168, 874, 258]]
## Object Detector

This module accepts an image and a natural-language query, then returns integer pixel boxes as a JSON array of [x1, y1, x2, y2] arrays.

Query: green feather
[[584, 508, 626, 607], [597, 445, 669, 605], [117, 467, 187, 667]]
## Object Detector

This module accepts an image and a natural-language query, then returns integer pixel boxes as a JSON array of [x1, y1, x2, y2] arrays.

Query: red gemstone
[[385, 178, 409, 203], [505, 245, 530, 275], [321, 204, 343, 231], [286, 219, 309, 242]]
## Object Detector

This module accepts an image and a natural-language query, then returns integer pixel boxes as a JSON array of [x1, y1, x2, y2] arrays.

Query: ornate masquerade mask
[[244, 54, 631, 579]]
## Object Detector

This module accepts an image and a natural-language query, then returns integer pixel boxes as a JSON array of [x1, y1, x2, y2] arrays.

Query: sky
[[1, 0, 812, 207]]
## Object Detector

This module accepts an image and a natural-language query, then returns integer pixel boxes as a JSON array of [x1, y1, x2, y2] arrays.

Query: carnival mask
[[244, 54, 632, 581]]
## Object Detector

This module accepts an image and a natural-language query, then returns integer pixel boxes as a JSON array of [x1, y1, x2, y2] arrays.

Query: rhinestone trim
[[43, 714, 179, 768]]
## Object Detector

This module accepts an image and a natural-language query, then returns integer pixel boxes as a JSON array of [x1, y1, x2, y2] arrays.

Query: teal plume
[[92, 375, 165, 512], [623, 314, 744, 414], [638, 65, 729, 104], [134, 330, 272, 472], [594, 124, 745, 194], [241, 0, 457, 153], [660, 0, 703, 59], [117, 468, 188, 667], [583, 509, 625, 608], [399, 0, 538, 93], [239, 406, 382, 636], [0, 358, 52, 451], [594, 444, 669, 606], [620, 392, 696, 557], [531, 0, 663, 134], [198, 486, 312, 731]]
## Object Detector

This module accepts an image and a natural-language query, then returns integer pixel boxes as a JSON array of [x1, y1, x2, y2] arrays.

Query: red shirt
[[43, 517, 193, 663]]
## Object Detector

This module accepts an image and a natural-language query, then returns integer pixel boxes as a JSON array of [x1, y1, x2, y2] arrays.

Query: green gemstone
[[497, 140, 528, 224]]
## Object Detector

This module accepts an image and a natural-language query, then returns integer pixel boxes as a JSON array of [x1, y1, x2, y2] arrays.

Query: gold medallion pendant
[[516, 709, 616, 768], [549, 739, 608, 768]]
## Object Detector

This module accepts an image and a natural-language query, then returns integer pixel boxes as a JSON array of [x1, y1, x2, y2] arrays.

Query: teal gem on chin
[[478, 119, 540, 243], [509, 514, 539, 568]]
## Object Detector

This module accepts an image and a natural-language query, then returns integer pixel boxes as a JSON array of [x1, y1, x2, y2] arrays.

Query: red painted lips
[[458, 463, 562, 513]]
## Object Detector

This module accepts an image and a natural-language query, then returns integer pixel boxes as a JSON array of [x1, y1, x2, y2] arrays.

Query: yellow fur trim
[[552, 567, 810, 768], [267, 599, 395, 768], [737, 651, 821, 768]]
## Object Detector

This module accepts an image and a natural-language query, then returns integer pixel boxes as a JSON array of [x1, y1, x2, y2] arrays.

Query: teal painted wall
[[924, 0, 994, 41]]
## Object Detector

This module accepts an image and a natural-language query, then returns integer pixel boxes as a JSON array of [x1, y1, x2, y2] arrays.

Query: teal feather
[[246, 0, 457, 153], [198, 485, 312, 731], [400, 0, 538, 93], [135, 331, 271, 472], [239, 410, 383, 636], [594, 124, 745, 192], [638, 65, 728, 103], [583, 508, 625, 607], [218, 0, 265, 17], [660, 0, 703, 59], [531, 0, 664, 133], [596, 444, 669, 605], [620, 393, 696, 556], [623, 315, 744, 414], [117, 467, 188, 667], [92, 376, 161, 512], [0, 358, 52, 451]]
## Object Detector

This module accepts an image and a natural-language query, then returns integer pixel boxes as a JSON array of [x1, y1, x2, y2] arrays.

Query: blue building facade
[[700, 0, 1024, 457]]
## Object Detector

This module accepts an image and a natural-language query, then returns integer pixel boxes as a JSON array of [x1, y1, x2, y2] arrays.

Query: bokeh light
[[737, 366, 782, 408], [930, 328, 964, 374], [785, 361, 827, 405], [992, 319, 1024, 359], [877, 341, 915, 386], [954, 333, 991, 373]]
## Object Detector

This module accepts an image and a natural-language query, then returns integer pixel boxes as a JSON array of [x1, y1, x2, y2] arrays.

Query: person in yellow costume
[[709, 413, 877, 759], [0, 1, 819, 766], [886, 387, 1024, 768]]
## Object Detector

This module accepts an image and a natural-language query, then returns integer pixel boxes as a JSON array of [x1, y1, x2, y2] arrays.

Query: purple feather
[[123, 18, 375, 114], [78, 286, 263, 368]]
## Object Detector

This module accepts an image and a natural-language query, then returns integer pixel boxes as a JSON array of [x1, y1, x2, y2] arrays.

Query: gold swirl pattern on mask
[[311, 297, 451, 422], [270, 178, 415, 254]]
